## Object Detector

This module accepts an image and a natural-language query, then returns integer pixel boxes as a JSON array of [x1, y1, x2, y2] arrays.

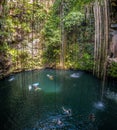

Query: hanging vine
[[93, 0, 109, 80]]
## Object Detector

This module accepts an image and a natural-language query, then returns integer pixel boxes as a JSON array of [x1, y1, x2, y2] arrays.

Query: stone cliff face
[[0, 0, 55, 79], [109, 27, 117, 58], [0, 52, 12, 78], [0, 3, 9, 78], [110, 0, 117, 23], [108, 0, 117, 60]]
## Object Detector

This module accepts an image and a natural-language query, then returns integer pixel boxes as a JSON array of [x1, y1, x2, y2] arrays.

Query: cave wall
[[109, 0, 117, 58]]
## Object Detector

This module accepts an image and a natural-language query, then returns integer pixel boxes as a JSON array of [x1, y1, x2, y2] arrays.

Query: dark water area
[[0, 69, 117, 130]]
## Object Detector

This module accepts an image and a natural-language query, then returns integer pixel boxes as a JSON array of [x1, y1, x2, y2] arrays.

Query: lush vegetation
[[0, 1, 48, 76], [42, 0, 94, 70], [108, 62, 117, 78], [0, 0, 117, 78]]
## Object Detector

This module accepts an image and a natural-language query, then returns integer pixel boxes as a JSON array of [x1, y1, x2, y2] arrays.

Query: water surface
[[0, 69, 117, 130]]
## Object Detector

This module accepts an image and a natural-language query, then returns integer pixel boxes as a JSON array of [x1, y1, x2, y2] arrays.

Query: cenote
[[0, 69, 117, 130]]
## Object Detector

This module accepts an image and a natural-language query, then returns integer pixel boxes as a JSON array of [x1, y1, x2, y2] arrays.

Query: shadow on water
[[0, 69, 117, 130]]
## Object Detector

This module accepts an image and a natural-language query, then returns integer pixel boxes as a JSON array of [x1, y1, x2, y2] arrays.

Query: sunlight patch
[[94, 101, 105, 110]]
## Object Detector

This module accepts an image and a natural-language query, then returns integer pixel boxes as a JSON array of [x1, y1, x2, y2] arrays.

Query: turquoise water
[[0, 69, 117, 130]]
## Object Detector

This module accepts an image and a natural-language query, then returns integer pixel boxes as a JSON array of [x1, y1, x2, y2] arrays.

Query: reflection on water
[[0, 69, 117, 130]]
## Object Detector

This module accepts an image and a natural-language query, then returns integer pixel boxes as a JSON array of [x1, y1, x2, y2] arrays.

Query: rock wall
[[109, 0, 117, 59], [0, 53, 12, 78]]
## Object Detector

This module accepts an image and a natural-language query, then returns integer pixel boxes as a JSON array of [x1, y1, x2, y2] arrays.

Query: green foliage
[[9, 48, 18, 63], [80, 53, 93, 70], [65, 43, 93, 70], [0, 1, 47, 45], [0, 42, 9, 52], [63, 11, 85, 30], [0, 0, 102, 77], [41, 0, 94, 70], [42, 29, 60, 64], [0, 1, 49, 73], [42, 13, 61, 65], [19, 51, 29, 63], [108, 62, 117, 78]]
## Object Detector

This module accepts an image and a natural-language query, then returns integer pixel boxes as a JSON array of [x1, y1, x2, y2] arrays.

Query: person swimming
[[33, 85, 41, 91], [34, 87, 41, 91], [29, 82, 41, 91], [89, 113, 95, 122], [46, 74, 54, 80], [8, 76, 15, 82], [53, 118, 63, 126], [70, 73, 80, 78], [62, 106, 72, 116], [57, 119, 62, 125]]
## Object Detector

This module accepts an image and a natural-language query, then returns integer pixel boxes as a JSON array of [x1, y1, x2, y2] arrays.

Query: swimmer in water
[[46, 74, 54, 80], [28, 83, 41, 91], [57, 119, 62, 125], [32, 85, 41, 91], [8, 76, 15, 82], [62, 106, 72, 116], [89, 113, 95, 122], [34, 87, 41, 91]]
